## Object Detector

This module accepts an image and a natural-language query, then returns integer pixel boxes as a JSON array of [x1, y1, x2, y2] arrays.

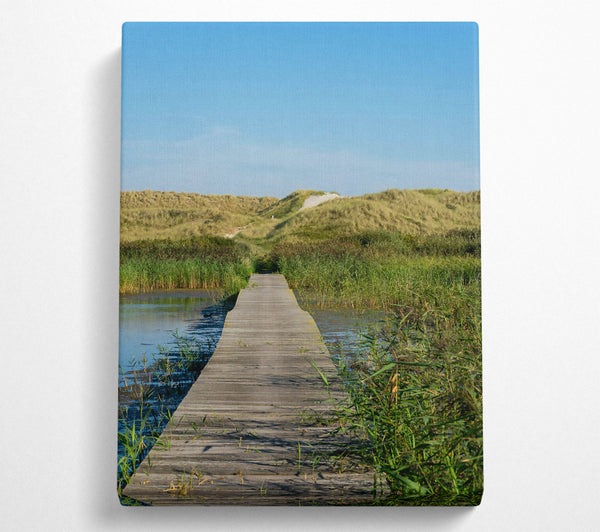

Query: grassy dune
[[120, 188, 481, 298], [121, 188, 479, 244], [120, 190, 278, 241], [258, 189, 328, 218], [270, 189, 479, 242]]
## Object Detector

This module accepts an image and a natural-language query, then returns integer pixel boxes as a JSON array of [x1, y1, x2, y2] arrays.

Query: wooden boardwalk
[[122, 273, 377, 505]]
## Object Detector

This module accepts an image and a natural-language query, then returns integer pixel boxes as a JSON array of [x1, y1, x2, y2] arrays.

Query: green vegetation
[[328, 264, 482, 505], [120, 237, 253, 295], [271, 230, 480, 308], [120, 188, 480, 295], [349, 316, 482, 505], [119, 187, 482, 505]]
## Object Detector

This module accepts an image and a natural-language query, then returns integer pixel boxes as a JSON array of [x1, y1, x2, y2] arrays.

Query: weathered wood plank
[[122, 273, 377, 505]]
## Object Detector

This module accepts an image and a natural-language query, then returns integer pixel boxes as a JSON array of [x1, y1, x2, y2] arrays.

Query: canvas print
[[118, 22, 481, 506]]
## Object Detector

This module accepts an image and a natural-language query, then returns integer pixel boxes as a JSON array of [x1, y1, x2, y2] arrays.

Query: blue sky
[[121, 22, 479, 197]]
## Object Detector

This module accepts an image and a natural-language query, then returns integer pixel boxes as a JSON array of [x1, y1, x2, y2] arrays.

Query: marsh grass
[[120, 237, 253, 294], [333, 302, 482, 505], [272, 231, 480, 310]]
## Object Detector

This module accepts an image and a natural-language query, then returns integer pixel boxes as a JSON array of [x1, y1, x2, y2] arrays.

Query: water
[[119, 289, 233, 380], [118, 289, 236, 479], [119, 288, 385, 387], [295, 295, 386, 366]]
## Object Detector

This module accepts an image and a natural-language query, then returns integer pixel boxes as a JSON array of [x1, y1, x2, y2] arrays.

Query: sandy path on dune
[[299, 193, 341, 211]]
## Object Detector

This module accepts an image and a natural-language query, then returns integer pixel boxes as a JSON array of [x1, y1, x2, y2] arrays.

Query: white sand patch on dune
[[299, 193, 341, 211]]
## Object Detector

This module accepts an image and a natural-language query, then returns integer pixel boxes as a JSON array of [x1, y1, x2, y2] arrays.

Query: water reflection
[[119, 288, 387, 387], [118, 290, 237, 481], [119, 289, 234, 376], [293, 291, 386, 367]]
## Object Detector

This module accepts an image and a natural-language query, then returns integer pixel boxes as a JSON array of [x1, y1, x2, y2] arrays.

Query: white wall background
[[1, 1, 599, 530]]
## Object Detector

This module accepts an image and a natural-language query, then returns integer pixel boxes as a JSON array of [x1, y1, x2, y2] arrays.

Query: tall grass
[[333, 292, 482, 505], [272, 231, 480, 310], [119, 237, 253, 294], [120, 259, 252, 294]]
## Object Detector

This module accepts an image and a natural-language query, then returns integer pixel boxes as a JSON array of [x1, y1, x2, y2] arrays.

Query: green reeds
[[278, 253, 480, 311], [119, 237, 253, 294], [269, 230, 480, 311], [331, 285, 482, 505]]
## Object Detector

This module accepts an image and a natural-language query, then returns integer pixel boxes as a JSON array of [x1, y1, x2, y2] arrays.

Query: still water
[[118, 289, 234, 382], [294, 291, 385, 366], [119, 289, 385, 382]]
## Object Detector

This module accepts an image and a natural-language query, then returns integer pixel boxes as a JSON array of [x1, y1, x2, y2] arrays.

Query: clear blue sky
[[121, 22, 479, 197]]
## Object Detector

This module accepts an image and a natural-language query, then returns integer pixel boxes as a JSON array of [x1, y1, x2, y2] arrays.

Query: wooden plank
[[122, 273, 378, 505]]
